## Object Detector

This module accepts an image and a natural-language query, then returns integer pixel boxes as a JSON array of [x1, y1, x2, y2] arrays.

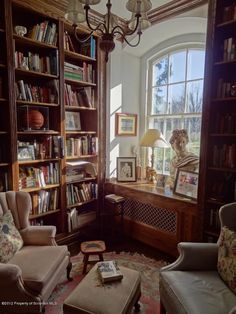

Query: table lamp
[[140, 129, 169, 182]]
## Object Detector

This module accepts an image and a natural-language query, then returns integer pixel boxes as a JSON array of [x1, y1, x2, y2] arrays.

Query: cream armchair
[[159, 202, 236, 314], [0, 191, 72, 313]]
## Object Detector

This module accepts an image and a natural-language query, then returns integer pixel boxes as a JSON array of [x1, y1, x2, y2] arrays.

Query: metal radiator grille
[[124, 199, 177, 234]]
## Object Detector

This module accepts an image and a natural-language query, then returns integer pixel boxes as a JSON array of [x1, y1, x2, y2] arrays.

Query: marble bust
[[167, 129, 199, 189]]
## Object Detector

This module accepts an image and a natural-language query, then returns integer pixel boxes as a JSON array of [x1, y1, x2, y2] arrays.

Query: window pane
[[151, 118, 164, 133], [153, 57, 168, 86], [164, 148, 171, 173], [184, 117, 201, 150], [187, 50, 205, 80], [154, 147, 164, 172], [168, 83, 185, 114], [166, 118, 183, 140], [186, 80, 203, 113], [152, 86, 167, 114], [169, 51, 186, 83]]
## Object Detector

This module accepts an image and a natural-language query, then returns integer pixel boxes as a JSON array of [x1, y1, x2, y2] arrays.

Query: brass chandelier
[[65, 0, 152, 62]]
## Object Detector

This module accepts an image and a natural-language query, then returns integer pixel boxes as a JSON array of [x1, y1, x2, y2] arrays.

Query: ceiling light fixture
[[65, 0, 152, 62]]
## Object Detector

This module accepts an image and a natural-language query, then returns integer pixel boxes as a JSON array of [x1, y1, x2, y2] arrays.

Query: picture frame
[[18, 145, 35, 161], [115, 113, 137, 136], [65, 111, 81, 130], [117, 157, 137, 182], [173, 169, 199, 200]]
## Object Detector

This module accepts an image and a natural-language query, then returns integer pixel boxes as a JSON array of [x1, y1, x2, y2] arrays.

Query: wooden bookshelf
[[199, 0, 236, 242], [0, 0, 106, 238]]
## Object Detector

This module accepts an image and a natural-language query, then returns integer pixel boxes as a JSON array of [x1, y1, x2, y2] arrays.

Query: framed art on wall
[[117, 157, 136, 182], [65, 111, 81, 130], [115, 113, 137, 136], [173, 169, 199, 200]]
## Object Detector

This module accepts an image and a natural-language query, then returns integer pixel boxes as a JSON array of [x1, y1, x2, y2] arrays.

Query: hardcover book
[[97, 260, 123, 283]]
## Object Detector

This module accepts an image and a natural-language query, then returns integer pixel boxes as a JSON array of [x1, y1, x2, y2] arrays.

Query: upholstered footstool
[[63, 263, 141, 314]]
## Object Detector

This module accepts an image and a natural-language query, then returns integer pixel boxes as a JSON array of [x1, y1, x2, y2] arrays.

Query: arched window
[[146, 47, 205, 174]]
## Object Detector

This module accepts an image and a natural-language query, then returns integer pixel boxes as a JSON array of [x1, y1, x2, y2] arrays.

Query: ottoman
[[63, 263, 141, 314]]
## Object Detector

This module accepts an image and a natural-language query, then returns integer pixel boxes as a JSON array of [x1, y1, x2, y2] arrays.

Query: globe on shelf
[[23, 109, 44, 129]]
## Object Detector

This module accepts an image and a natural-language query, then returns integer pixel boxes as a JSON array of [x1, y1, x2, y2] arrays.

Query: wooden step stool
[[80, 240, 106, 274]]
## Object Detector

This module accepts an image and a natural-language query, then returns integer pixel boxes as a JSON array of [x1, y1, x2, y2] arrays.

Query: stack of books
[[97, 260, 123, 283]]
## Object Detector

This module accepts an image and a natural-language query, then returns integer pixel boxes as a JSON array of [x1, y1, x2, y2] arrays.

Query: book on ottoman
[[97, 260, 123, 283]]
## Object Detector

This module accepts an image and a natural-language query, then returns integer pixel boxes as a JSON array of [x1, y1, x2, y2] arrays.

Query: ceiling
[[90, 0, 172, 20]]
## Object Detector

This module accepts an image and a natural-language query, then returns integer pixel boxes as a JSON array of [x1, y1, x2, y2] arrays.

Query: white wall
[[106, 9, 208, 178], [106, 42, 140, 178]]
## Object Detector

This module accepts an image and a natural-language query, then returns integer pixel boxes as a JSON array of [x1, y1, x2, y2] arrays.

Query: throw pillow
[[218, 226, 236, 294], [0, 210, 23, 263]]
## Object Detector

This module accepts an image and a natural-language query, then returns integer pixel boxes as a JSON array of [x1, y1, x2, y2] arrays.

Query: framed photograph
[[115, 113, 137, 136], [117, 157, 137, 182], [18, 145, 35, 161], [173, 169, 199, 200], [65, 111, 81, 130]]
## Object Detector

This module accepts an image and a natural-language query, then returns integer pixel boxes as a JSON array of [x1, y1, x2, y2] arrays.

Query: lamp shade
[[79, 0, 101, 4], [140, 129, 169, 148], [126, 0, 152, 13], [128, 12, 151, 31], [65, 0, 86, 24]]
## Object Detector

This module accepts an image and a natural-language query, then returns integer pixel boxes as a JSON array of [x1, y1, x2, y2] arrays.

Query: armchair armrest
[[161, 242, 218, 272], [20, 225, 57, 246]]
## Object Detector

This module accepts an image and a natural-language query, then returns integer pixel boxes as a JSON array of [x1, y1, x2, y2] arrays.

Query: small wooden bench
[[80, 240, 106, 274], [63, 263, 141, 314]]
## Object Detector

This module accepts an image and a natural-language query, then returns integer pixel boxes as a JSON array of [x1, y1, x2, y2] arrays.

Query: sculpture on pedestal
[[167, 129, 199, 189]]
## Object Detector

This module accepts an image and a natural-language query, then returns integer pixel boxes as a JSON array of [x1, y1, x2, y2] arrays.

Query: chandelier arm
[[111, 14, 140, 37], [73, 24, 94, 43], [113, 30, 142, 48], [84, 4, 108, 33]]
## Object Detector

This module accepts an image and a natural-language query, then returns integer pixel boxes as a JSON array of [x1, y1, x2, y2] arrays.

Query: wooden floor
[[68, 235, 174, 263]]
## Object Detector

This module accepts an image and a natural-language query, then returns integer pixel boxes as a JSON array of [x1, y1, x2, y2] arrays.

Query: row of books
[[30, 219, 44, 226], [18, 136, 64, 160], [222, 37, 236, 62], [66, 160, 97, 183], [64, 61, 95, 83], [26, 20, 57, 45], [212, 144, 236, 169], [222, 4, 236, 23], [15, 79, 58, 104], [66, 182, 97, 206], [216, 79, 235, 99], [208, 177, 236, 202], [67, 208, 96, 231], [15, 50, 58, 76], [30, 188, 59, 215], [215, 113, 236, 134], [66, 136, 98, 157], [64, 32, 96, 59], [64, 84, 95, 108], [19, 163, 59, 189]]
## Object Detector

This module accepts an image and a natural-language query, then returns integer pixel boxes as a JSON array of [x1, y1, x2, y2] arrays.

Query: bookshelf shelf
[[67, 198, 97, 209], [217, 19, 236, 28], [214, 59, 236, 66], [0, 163, 9, 167], [212, 97, 236, 102], [0, 98, 7, 102], [0, 64, 6, 68], [20, 184, 60, 193], [66, 155, 97, 160], [18, 158, 60, 165], [0, 131, 7, 135], [65, 50, 96, 63], [13, 34, 58, 49], [29, 209, 60, 219], [66, 177, 96, 184], [0, 28, 4, 33], [210, 133, 236, 137], [18, 131, 60, 135], [65, 78, 96, 87], [208, 167, 236, 173], [15, 68, 58, 79], [16, 100, 59, 107], [65, 106, 96, 111]]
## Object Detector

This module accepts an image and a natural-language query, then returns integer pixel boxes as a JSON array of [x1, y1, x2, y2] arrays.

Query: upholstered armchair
[[0, 191, 72, 313], [159, 202, 236, 314]]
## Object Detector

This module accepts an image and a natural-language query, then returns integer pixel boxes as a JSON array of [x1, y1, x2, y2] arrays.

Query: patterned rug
[[45, 251, 167, 314]]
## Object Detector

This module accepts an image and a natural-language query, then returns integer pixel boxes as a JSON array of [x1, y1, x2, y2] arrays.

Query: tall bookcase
[[1, 0, 106, 239], [199, 0, 236, 242]]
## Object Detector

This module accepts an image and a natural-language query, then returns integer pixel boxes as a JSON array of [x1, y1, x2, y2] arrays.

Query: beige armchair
[[159, 202, 236, 314], [0, 191, 72, 313]]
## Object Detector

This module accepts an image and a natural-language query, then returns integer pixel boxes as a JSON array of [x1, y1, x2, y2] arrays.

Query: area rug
[[45, 251, 168, 314]]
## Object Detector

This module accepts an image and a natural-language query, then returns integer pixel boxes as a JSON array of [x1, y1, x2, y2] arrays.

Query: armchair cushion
[[9, 245, 69, 293], [218, 226, 236, 294], [0, 211, 23, 263]]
